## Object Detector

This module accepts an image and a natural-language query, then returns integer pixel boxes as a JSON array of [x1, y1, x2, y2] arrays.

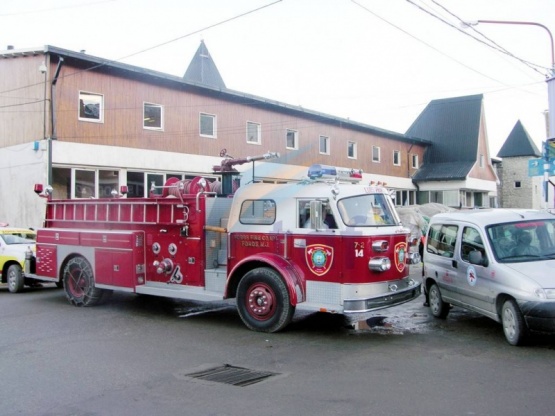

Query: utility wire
[[427, 0, 547, 75], [350, 0, 510, 86]]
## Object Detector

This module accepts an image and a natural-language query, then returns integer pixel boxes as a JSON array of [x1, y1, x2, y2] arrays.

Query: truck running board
[[137, 281, 224, 302]]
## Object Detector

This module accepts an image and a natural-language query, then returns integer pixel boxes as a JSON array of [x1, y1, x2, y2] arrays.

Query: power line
[[428, 0, 547, 75], [350, 0, 511, 86]]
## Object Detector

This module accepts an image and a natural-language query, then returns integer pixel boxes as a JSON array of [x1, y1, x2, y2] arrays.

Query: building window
[[247, 121, 261, 144], [200, 113, 216, 137], [479, 154, 484, 168], [372, 146, 381, 163], [143, 103, 163, 130], [286, 129, 298, 149], [78, 91, 103, 122], [412, 154, 419, 169], [319, 135, 330, 155], [75, 169, 96, 198], [348, 141, 357, 159], [515, 181, 522, 188], [393, 150, 401, 166]]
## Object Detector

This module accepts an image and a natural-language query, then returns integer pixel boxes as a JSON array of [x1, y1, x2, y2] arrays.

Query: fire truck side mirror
[[34, 184, 52, 198]]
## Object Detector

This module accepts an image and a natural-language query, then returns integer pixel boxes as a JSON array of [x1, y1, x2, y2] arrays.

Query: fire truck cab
[[28, 154, 421, 332]]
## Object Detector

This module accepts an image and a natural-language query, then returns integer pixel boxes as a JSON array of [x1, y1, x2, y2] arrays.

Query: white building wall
[[0, 141, 48, 229]]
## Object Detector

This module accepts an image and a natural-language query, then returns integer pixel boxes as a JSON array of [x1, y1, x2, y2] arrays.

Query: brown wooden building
[[1, 43, 501, 228], [1, 44, 432, 227]]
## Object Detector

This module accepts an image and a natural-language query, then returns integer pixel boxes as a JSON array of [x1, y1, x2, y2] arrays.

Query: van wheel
[[428, 283, 449, 319], [7, 264, 25, 293], [501, 299, 528, 346], [237, 267, 295, 333], [63, 257, 103, 307]]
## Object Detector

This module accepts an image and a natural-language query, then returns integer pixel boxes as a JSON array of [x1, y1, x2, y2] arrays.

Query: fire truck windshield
[[337, 194, 397, 226]]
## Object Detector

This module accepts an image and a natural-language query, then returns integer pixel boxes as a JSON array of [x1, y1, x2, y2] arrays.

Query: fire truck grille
[[185, 364, 277, 387]]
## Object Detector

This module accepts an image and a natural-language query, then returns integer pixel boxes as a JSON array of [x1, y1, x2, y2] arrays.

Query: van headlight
[[534, 288, 547, 299]]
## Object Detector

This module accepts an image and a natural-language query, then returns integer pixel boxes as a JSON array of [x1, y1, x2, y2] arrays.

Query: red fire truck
[[27, 152, 421, 332]]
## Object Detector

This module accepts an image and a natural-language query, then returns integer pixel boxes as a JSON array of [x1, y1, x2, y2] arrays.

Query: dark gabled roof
[[411, 161, 475, 181], [183, 40, 226, 89], [407, 94, 483, 182], [497, 120, 541, 158]]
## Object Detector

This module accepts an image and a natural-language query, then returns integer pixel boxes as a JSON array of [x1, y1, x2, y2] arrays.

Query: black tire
[[501, 299, 528, 346], [63, 257, 104, 307], [428, 283, 449, 319], [7, 264, 25, 293], [236, 267, 295, 333]]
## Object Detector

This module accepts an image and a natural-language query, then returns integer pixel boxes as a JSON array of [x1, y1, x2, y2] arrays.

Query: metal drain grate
[[185, 364, 278, 387]]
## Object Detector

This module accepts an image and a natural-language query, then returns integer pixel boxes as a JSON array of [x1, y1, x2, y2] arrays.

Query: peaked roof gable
[[407, 94, 484, 181], [497, 120, 541, 158], [183, 40, 226, 89]]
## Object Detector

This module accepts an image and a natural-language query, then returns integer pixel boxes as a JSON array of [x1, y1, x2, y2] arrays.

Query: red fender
[[226, 253, 306, 305]]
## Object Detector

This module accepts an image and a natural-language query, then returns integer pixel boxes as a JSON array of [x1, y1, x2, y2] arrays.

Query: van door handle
[[452, 260, 458, 268]]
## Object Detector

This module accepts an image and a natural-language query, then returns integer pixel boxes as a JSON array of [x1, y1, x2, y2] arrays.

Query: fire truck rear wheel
[[63, 256, 104, 307], [7, 264, 25, 293], [237, 267, 294, 333]]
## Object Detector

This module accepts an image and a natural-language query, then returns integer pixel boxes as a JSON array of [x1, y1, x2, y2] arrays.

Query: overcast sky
[[2, 0, 554, 156]]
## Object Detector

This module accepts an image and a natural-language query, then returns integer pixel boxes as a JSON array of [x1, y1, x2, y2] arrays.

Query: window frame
[[199, 112, 217, 138], [286, 129, 298, 150], [372, 145, 381, 163], [412, 154, 419, 169], [239, 199, 276, 225], [246, 121, 261, 145], [393, 150, 401, 166], [319, 135, 330, 155], [78, 91, 104, 123], [347, 141, 357, 159], [143, 102, 164, 130]]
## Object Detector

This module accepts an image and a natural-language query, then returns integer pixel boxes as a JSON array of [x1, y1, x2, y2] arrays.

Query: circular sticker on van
[[467, 265, 477, 286]]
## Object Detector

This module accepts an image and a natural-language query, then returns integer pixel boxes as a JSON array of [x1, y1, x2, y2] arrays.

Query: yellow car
[[0, 225, 37, 293]]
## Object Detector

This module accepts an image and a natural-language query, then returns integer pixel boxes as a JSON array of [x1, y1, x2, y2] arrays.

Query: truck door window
[[239, 199, 276, 225], [461, 226, 487, 264], [298, 199, 337, 229], [427, 224, 458, 258]]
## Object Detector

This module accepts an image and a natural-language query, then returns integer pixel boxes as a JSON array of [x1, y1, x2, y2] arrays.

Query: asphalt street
[[1, 264, 555, 416]]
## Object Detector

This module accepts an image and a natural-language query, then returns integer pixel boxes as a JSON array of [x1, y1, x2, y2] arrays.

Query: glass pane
[[79, 93, 102, 120], [147, 173, 164, 196], [75, 170, 96, 198], [247, 122, 259, 143], [200, 114, 214, 136], [239, 200, 276, 225], [99, 170, 119, 198], [337, 194, 397, 226], [52, 167, 71, 199], [127, 172, 145, 197], [144, 104, 162, 129]]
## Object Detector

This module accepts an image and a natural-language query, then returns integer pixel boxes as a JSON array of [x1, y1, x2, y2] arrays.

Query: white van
[[422, 209, 555, 346]]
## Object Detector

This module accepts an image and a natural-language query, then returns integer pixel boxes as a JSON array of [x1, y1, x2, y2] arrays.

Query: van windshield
[[487, 219, 555, 262], [337, 194, 397, 226]]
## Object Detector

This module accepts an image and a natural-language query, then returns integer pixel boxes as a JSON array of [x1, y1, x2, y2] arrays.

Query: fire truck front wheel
[[237, 267, 294, 333], [63, 256, 104, 307]]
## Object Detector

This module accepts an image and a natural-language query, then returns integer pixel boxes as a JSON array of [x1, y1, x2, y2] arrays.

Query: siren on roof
[[307, 164, 362, 182]]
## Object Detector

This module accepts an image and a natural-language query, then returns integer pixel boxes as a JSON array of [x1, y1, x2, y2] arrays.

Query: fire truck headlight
[[368, 257, 391, 272]]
